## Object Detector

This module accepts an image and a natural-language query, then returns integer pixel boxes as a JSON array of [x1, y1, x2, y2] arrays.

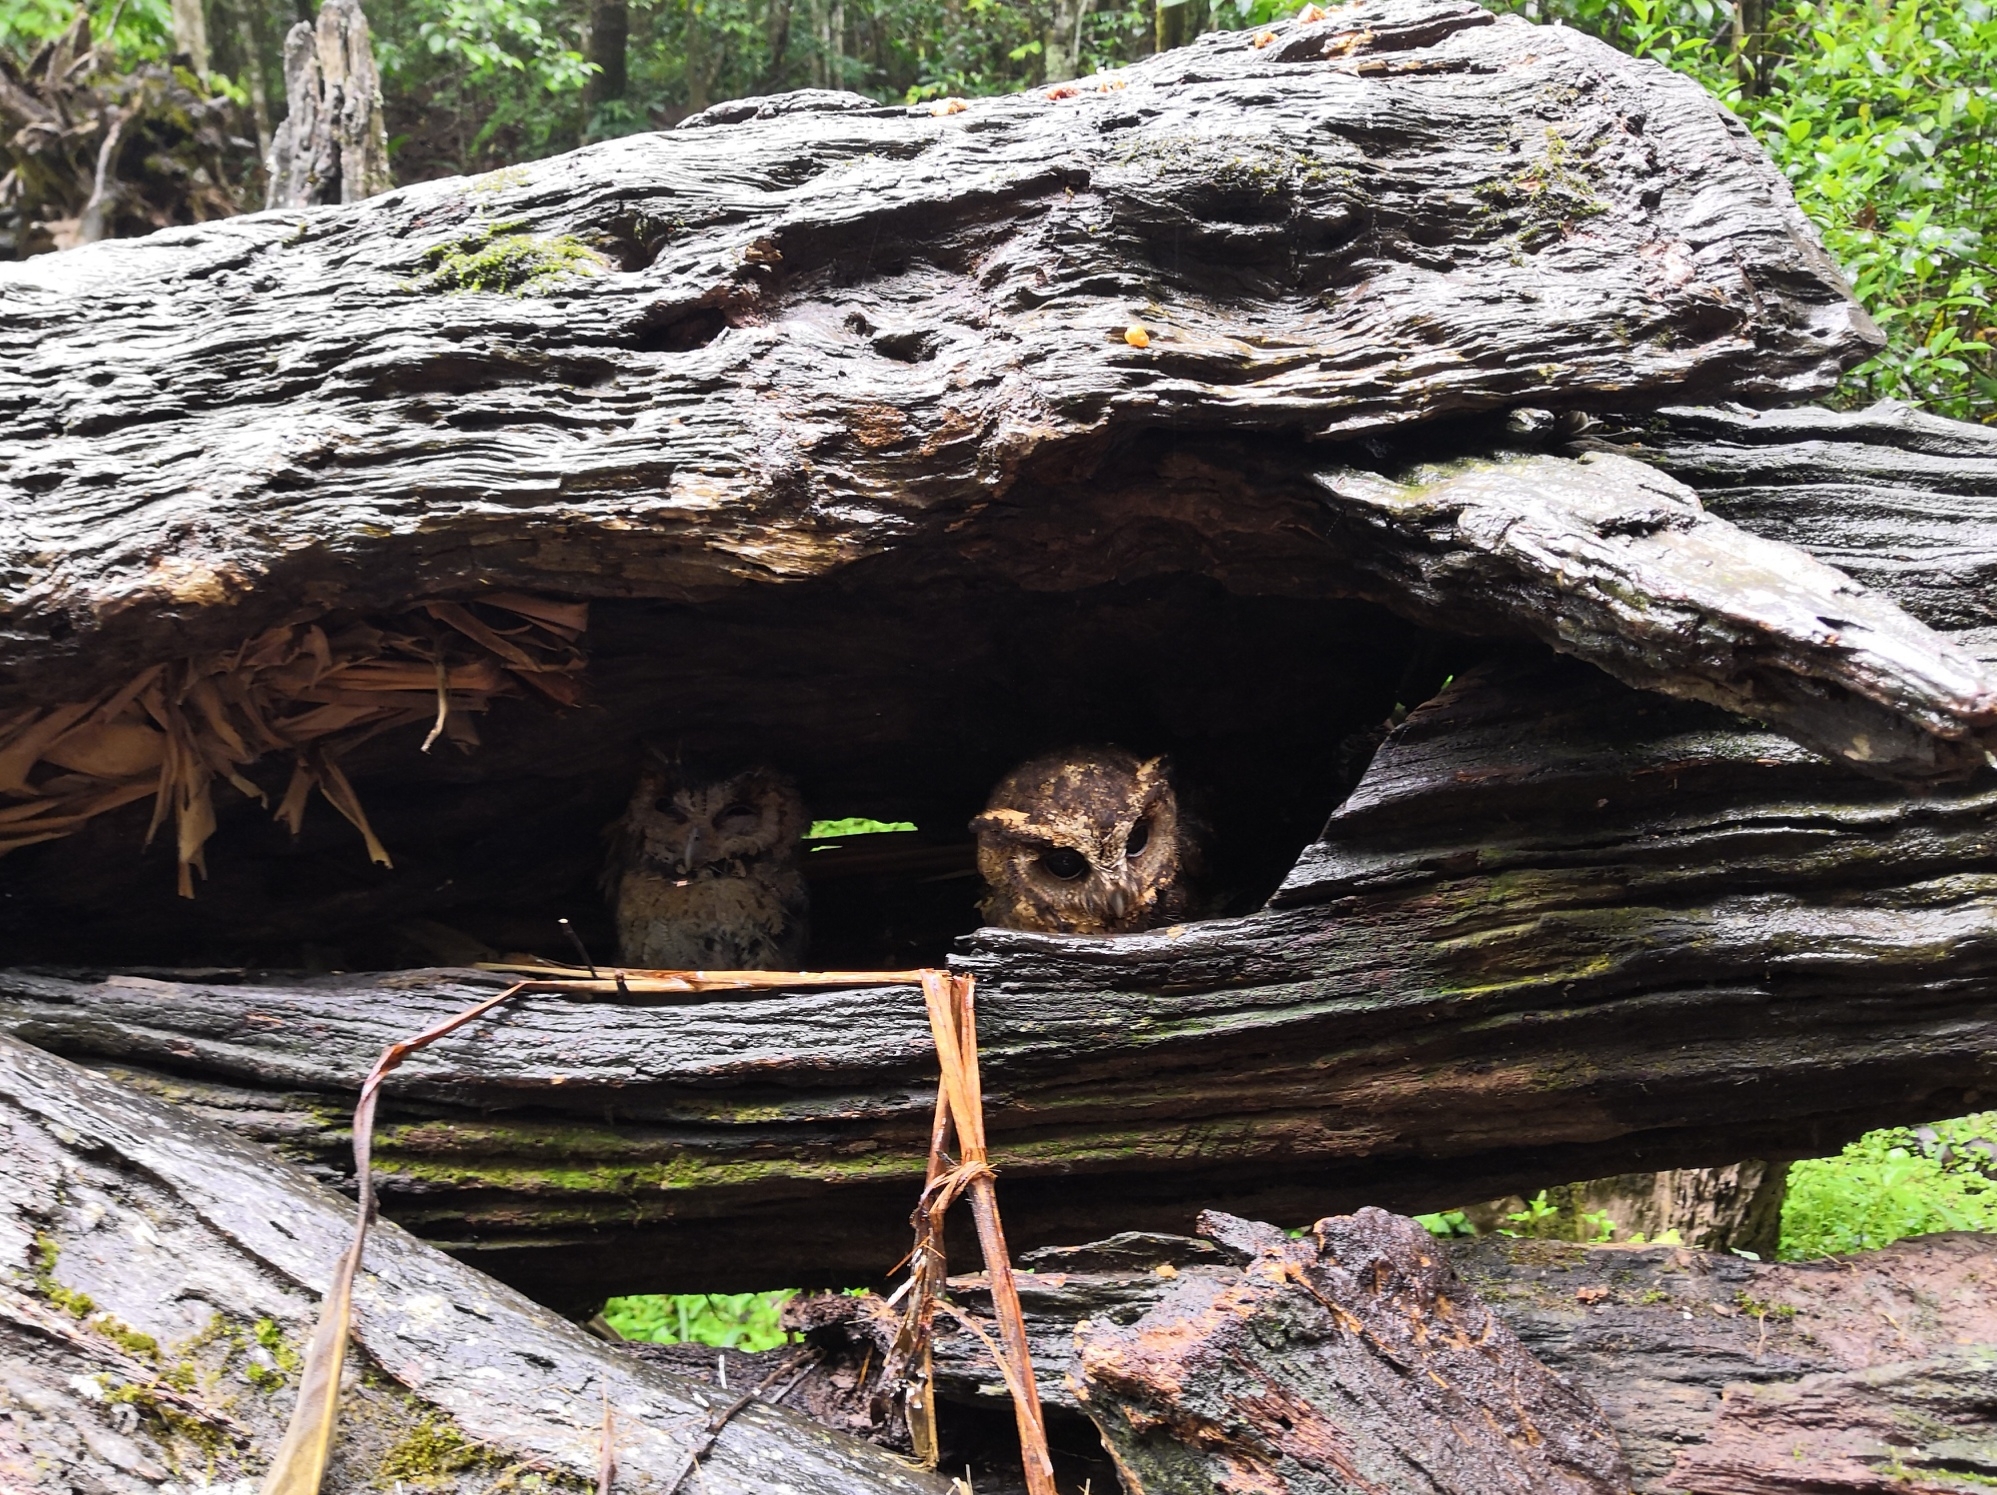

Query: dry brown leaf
[[483, 593, 588, 636], [41, 716, 167, 778], [0, 702, 96, 793], [311, 754, 392, 868], [0, 596, 587, 891]]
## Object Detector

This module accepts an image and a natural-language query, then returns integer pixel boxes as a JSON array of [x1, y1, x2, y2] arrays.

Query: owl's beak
[[678, 828, 703, 875], [1105, 884, 1132, 922]]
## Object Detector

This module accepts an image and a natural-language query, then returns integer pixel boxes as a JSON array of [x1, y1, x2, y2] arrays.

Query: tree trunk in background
[[763, 0, 794, 90], [582, 0, 629, 123], [1587, 1163, 1789, 1255], [169, 0, 211, 72], [1464, 1163, 1791, 1255], [1044, 0, 1086, 82], [1733, 0, 1770, 98], [230, 0, 273, 162], [1154, 0, 1201, 54], [265, 0, 391, 208], [684, 1, 712, 111]]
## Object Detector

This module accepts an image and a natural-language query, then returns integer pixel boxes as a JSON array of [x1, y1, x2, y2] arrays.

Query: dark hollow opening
[[0, 571, 1466, 971]]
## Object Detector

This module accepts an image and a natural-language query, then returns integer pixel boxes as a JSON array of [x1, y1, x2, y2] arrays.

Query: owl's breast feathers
[[616, 863, 808, 969]]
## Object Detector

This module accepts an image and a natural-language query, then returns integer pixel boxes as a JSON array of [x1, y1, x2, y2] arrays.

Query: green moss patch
[[414, 227, 604, 295], [378, 1411, 493, 1487]]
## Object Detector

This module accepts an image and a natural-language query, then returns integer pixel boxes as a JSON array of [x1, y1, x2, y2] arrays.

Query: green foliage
[[1414, 1208, 1476, 1237], [1778, 1111, 1997, 1259], [1485, 0, 1996, 423], [601, 1290, 796, 1349], [805, 817, 919, 838], [0, 0, 175, 63]]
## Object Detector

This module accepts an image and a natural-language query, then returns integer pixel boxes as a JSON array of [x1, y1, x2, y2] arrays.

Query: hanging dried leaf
[[0, 594, 588, 893]]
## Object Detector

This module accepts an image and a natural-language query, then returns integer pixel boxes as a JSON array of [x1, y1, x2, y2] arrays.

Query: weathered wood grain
[[5, 645, 1994, 1303], [0, 0, 1877, 715], [905, 1223, 1997, 1495], [0, 1031, 949, 1494]]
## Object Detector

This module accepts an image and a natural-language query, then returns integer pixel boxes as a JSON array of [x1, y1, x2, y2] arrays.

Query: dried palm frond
[[0, 593, 587, 895]]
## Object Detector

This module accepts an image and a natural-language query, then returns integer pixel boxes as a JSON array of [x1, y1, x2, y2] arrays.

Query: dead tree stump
[[265, 0, 391, 209]]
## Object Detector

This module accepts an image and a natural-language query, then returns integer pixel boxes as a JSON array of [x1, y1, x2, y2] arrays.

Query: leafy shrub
[[600, 1290, 796, 1350], [1486, 0, 1996, 423], [1779, 1111, 1997, 1258]]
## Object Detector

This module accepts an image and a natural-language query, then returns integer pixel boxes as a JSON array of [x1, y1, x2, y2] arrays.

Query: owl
[[971, 747, 1194, 935], [607, 753, 809, 970]]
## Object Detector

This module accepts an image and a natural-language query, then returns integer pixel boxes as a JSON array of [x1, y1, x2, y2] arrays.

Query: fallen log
[[0, 0, 1889, 730], [7, 635, 1995, 1303], [657, 1216, 1997, 1494], [1068, 1208, 1631, 1495], [5, 0, 1997, 1314], [0, 1029, 949, 1494]]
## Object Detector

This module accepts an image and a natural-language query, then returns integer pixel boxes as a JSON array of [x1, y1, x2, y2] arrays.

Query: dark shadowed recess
[[0, 568, 1466, 971]]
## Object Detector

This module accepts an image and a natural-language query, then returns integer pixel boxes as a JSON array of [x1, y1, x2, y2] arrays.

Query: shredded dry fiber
[[0, 593, 586, 894]]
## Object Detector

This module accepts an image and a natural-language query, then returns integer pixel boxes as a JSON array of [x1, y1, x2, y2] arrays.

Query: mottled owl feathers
[[972, 746, 1195, 935], [607, 752, 809, 970]]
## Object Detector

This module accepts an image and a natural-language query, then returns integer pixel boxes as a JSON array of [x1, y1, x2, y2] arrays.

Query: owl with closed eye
[[971, 747, 1195, 935], [607, 752, 809, 969]]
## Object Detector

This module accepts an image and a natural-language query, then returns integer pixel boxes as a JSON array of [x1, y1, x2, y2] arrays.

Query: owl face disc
[[972, 747, 1187, 935]]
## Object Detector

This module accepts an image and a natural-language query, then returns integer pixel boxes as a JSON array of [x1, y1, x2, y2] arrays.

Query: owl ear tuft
[[971, 808, 1029, 835]]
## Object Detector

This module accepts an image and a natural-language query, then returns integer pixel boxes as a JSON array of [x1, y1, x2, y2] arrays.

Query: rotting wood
[[0, 1029, 951, 1495], [850, 1223, 1997, 1495], [1073, 1208, 1631, 1494], [264, 0, 391, 210], [6, 635, 1995, 1303], [1, 0, 1882, 717]]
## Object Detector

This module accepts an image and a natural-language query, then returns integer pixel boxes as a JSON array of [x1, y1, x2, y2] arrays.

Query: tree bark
[[869, 1221, 1997, 1495], [0, 1032, 948, 1494], [1070, 1209, 1631, 1494], [7, 626, 1996, 1304], [583, 0, 630, 122], [1460, 1161, 1790, 1254], [170, 0, 211, 73], [4, 0, 1882, 707], [1043, 0, 1086, 83], [230, 0, 275, 161], [264, 0, 391, 209]]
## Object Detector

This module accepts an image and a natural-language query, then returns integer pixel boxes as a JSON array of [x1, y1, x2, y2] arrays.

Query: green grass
[[599, 1291, 795, 1350], [1778, 1111, 1997, 1259]]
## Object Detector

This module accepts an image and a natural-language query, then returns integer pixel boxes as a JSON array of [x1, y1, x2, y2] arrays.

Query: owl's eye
[[715, 802, 760, 828], [654, 800, 689, 821], [1125, 818, 1151, 857], [1040, 848, 1089, 881]]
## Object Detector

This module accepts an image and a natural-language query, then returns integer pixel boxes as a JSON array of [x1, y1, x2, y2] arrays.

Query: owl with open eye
[[971, 747, 1195, 935], [607, 752, 809, 969]]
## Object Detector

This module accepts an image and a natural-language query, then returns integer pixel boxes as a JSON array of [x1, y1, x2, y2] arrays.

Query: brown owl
[[607, 753, 809, 970], [971, 747, 1194, 935]]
